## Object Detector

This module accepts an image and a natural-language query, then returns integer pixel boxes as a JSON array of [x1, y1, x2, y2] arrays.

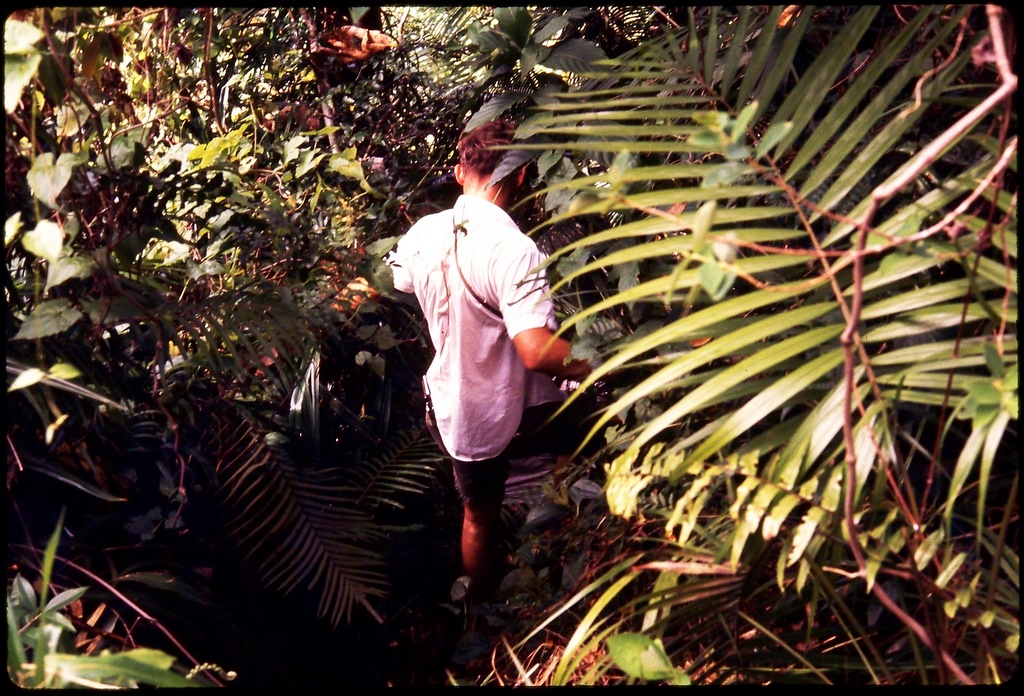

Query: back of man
[[391, 195, 564, 460], [387, 118, 590, 600]]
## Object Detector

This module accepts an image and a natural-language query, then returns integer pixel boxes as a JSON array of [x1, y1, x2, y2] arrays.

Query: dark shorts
[[452, 456, 511, 506], [428, 400, 586, 506]]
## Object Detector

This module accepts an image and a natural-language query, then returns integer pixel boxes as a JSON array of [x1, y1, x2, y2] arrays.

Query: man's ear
[[454, 164, 465, 185]]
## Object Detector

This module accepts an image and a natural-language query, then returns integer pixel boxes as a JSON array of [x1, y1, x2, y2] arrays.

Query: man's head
[[454, 119, 526, 203], [457, 118, 516, 179]]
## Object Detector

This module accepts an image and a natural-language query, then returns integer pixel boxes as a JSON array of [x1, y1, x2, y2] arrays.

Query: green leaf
[[521, 501, 569, 533], [8, 367, 45, 391], [4, 18, 44, 113], [46, 648, 201, 688], [27, 458, 127, 502], [914, 529, 944, 570], [12, 299, 83, 341], [725, 141, 752, 160], [27, 153, 78, 209], [969, 379, 1003, 405], [687, 131, 723, 151], [606, 633, 689, 684], [935, 552, 967, 589], [702, 161, 746, 187], [37, 509, 66, 615], [43, 587, 88, 615], [492, 7, 532, 49], [490, 146, 537, 188], [10, 574, 38, 617], [1003, 363, 1018, 418], [8, 595, 29, 681], [55, 101, 91, 138], [467, 92, 526, 133], [108, 126, 148, 170], [355, 350, 384, 378], [524, 42, 548, 74], [282, 135, 305, 165], [698, 257, 735, 301], [732, 101, 759, 140], [5, 211, 22, 245], [983, 342, 1005, 378], [755, 121, 793, 159], [327, 151, 365, 180], [878, 250, 911, 276], [45, 255, 94, 292], [371, 325, 397, 350], [186, 259, 225, 279], [542, 38, 605, 74], [946, 424, 987, 527], [534, 14, 568, 44], [117, 572, 219, 609], [295, 150, 325, 178]]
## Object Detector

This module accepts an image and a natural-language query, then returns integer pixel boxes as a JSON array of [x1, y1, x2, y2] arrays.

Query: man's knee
[[463, 498, 500, 527]]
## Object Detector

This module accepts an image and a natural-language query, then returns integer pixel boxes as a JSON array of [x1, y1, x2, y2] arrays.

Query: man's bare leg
[[461, 498, 502, 601]]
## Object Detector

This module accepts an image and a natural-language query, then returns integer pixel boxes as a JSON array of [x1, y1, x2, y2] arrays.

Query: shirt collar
[[454, 194, 517, 230]]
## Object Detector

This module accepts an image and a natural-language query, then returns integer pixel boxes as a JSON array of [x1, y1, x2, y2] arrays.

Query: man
[[387, 119, 591, 601]]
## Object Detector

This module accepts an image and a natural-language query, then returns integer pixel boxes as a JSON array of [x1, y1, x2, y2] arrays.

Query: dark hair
[[457, 119, 517, 178]]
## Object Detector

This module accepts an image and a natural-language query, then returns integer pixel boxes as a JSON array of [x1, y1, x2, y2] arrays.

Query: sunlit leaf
[[914, 529, 945, 570], [46, 649, 201, 688], [4, 18, 43, 113], [5, 53, 42, 113], [21, 219, 64, 263], [5, 17, 44, 54], [606, 633, 689, 684], [8, 367, 45, 391]]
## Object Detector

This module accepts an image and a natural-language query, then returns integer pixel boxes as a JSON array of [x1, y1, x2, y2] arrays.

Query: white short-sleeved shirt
[[387, 195, 564, 461]]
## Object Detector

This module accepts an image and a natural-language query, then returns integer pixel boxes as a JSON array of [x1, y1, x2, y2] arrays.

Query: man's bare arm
[[512, 327, 591, 381]]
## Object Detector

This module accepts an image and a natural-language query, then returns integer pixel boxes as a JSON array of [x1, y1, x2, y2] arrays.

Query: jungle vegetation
[[5, 5, 1017, 688]]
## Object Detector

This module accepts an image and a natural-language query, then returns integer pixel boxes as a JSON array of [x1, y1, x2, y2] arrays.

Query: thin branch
[[13, 548, 224, 687], [836, 4, 1017, 685], [36, 14, 116, 174], [299, 9, 342, 154], [201, 8, 224, 136]]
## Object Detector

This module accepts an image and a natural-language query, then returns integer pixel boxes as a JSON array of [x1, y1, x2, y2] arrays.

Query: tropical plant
[[476, 4, 1016, 685], [7, 510, 224, 687], [5, 7, 456, 685], [6, 4, 1017, 688]]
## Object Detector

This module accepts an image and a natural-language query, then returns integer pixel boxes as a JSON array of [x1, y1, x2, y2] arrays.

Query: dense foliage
[[5, 5, 1017, 688]]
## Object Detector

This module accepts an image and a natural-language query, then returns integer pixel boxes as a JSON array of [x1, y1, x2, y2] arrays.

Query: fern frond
[[208, 410, 394, 626]]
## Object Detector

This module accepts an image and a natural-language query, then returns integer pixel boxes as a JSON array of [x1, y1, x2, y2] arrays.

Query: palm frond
[[336, 427, 446, 512], [511, 4, 1016, 684], [208, 409, 396, 626]]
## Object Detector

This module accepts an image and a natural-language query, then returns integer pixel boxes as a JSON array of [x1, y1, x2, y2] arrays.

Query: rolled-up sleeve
[[495, 241, 557, 339], [386, 239, 415, 294]]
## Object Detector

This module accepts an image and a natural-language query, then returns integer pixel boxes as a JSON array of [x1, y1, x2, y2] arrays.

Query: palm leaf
[[511, 4, 1016, 685], [207, 409, 432, 626]]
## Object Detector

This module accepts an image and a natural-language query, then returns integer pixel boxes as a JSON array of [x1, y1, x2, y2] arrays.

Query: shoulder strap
[[453, 213, 502, 319]]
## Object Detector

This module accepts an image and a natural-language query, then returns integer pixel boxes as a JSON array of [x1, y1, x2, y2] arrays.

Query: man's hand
[[335, 276, 380, 312], [512, 327, 591, 381]]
